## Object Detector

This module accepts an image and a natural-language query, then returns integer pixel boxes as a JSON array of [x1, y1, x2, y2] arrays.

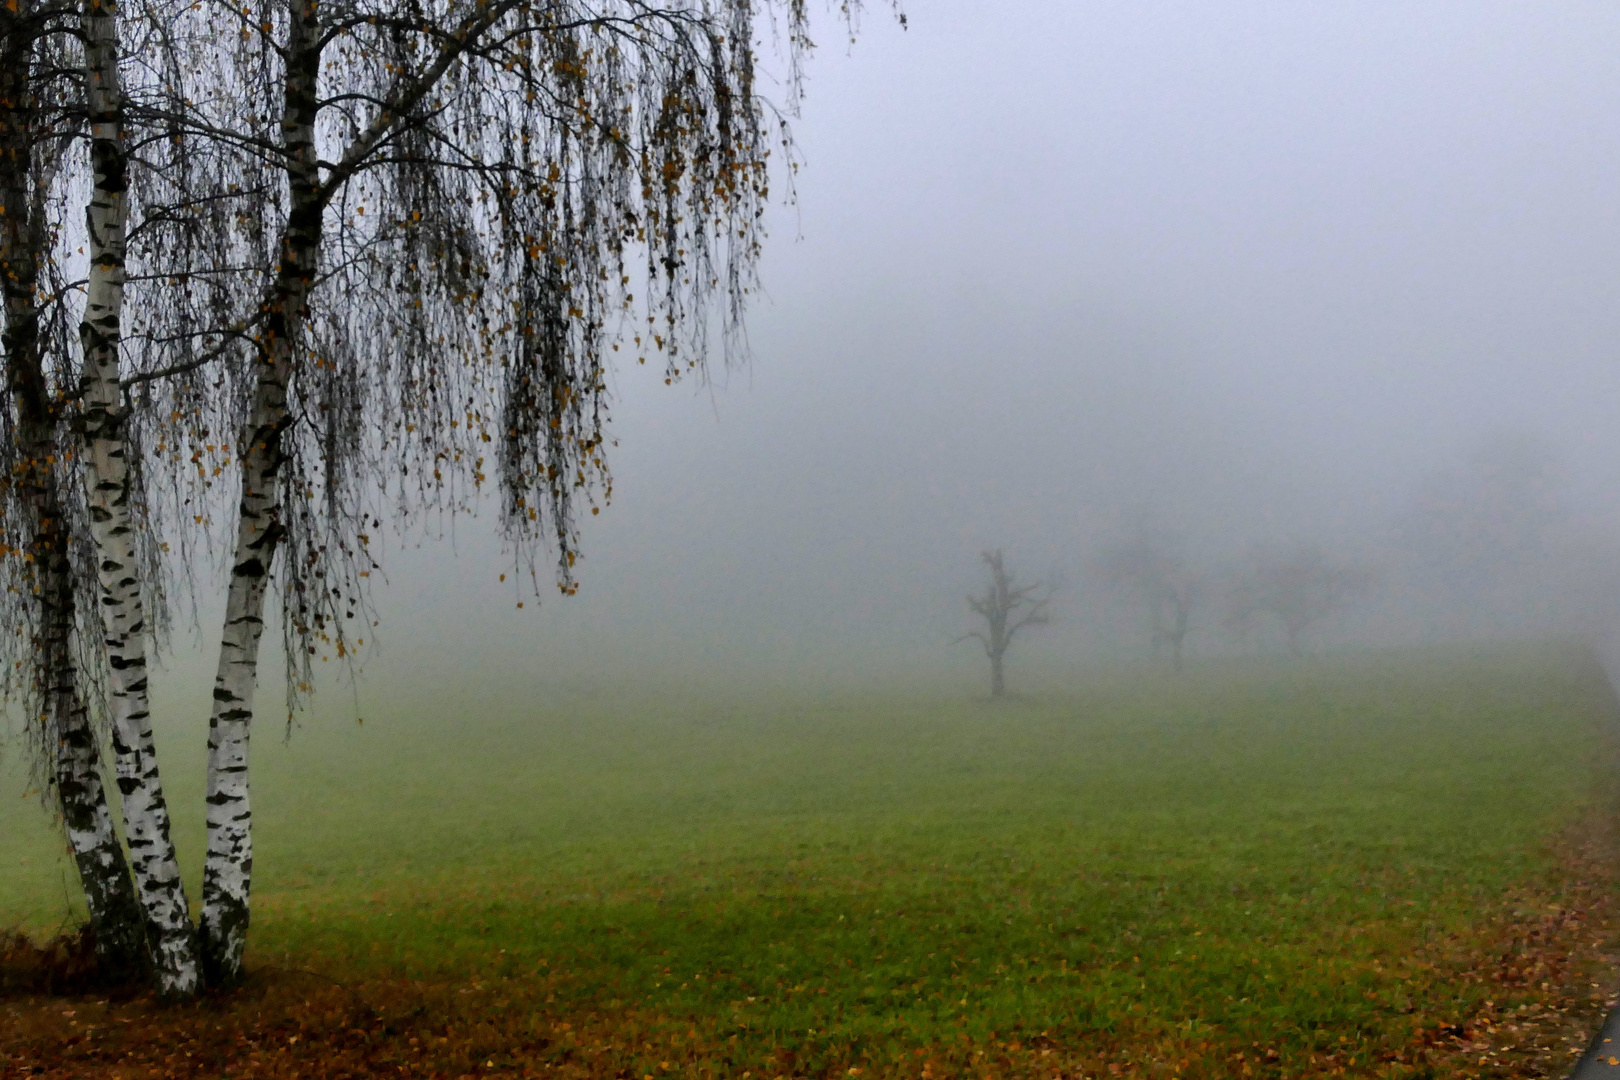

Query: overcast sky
[[146, 0, 1620, 709]]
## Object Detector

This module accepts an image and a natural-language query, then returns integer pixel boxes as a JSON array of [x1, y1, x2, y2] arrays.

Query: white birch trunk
[[0, 23, 144, 974], [195, 0, 483, 982], [78, 0, 201, 997], [198, 0, 320, 985], [44, 548, 147, 976], [24, 403, 145, 974], [196, 360, 288, 985]]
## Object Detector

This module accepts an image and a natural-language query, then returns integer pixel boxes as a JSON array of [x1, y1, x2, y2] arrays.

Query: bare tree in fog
[[958, 550, 1051, 698], [1226, 543, 1368, 657], [1099, 532, 1202, 670]]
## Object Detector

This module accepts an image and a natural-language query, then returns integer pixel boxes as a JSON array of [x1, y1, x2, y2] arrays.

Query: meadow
[[4, 642, 1620, 1078]]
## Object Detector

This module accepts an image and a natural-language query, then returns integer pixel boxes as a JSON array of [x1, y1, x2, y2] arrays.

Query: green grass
[[3, 642, 1617, 1072]]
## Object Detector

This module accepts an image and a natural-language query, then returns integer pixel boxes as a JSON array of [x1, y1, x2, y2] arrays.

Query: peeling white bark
[[78, 0, 200, 997], [22, 405, 145, 974], [46, 581, 147, 975]]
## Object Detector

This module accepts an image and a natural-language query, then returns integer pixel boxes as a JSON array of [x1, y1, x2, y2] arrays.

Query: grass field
[[4, 642, 1620, 1078]]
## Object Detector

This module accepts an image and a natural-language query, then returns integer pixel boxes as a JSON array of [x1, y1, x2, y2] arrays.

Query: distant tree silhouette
[[958, 550, 1052, 697], [1099, 532, 1203, 670], [1226, 542, 1368, 656]]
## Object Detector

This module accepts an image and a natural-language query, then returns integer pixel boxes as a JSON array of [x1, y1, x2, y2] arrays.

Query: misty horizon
[[34, 0, 1620, 718]]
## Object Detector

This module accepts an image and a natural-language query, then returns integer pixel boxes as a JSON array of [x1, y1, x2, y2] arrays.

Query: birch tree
[[0, 0, 881, 994], [74, 0, 202, 994], [108, 0, 877, 986], [958, 549, 1051, 698], [0, 0, 149, 976]]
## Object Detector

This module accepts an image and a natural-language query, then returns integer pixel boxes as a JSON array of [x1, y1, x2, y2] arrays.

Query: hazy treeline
[[1076, 430, 1620, 665]]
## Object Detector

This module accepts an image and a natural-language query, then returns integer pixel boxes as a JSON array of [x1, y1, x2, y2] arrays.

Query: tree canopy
[[0, 0, 888, 994]]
